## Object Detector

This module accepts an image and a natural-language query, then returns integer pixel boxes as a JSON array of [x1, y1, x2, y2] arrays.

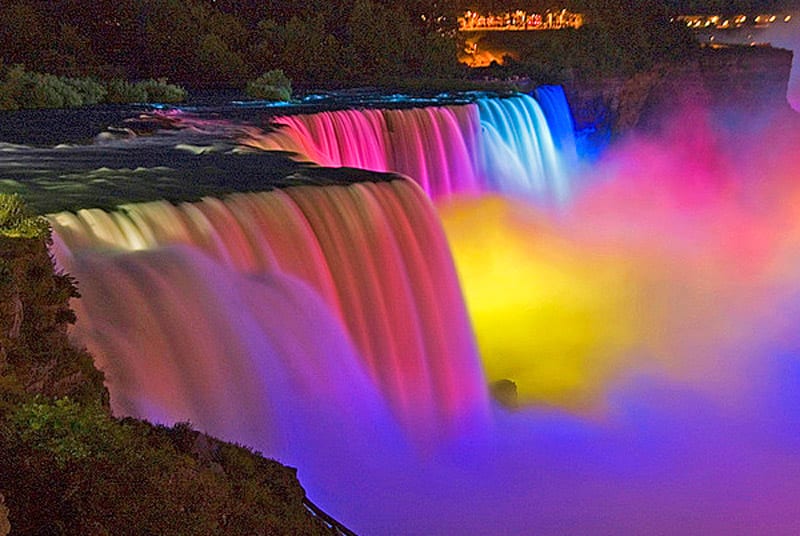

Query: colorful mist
[[45, 92, 800, 533]]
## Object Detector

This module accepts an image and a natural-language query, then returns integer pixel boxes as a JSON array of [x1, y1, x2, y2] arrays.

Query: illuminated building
[[458, 8, 583, 31]]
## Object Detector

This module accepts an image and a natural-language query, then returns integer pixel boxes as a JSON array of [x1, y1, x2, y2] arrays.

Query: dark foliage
[[1, 400, 338, 535], [0, 0, 701, 91], [0, 0, 464, 90], [0, 66, 186, 110]]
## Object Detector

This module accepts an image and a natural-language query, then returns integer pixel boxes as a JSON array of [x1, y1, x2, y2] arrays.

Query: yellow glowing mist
[[438, 196, 642, 408], [439, 192, 774, 411]]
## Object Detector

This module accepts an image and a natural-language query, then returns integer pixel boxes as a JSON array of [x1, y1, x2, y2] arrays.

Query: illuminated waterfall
[[534, 85, 578, 172], [50, 179, 489, 442], [244, 93, 574, 202], [476, 95, 565, 200], [20, 83, 800, 534]]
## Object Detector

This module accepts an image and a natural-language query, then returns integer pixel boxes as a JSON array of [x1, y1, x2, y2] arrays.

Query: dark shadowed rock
[[490, 379, 519, 409]]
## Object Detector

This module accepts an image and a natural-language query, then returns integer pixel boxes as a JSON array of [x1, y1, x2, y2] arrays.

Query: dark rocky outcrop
[[564, 45, 795, 141], [490, 379, 519, 410]]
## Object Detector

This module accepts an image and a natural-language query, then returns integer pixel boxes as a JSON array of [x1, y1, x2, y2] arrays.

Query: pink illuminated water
[[51, 181, 488, 444], [244, 92, 574, 202], [45, 94, 800, 534]]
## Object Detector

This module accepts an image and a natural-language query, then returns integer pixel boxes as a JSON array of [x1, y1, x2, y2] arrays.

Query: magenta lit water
[[51, 181, 488, 445], [44, 93, 800, 534], [244, 91, 575, 202]]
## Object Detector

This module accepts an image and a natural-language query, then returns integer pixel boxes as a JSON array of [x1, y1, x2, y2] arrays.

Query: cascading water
[[12, 84, 800, 534], [50, 179, 489, 443], [476, 94, 565, 199], [534, 85, 579, 172], [244, 92, 576, 202]]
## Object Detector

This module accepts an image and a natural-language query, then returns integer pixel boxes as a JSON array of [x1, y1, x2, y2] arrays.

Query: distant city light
[[458, 8, 583, 32], [676, 12, 791, 30]]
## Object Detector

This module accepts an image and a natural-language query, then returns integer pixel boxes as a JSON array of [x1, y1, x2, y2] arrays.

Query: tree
[[196, 33, 249, 87], [276, 14, 352, 87], [347, 0, 422, 80]]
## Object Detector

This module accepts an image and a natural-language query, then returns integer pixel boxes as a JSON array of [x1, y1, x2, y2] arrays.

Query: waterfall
[[50, 179, 489, 444], [476, 94, 565, 200], [243, 92, 575, 202], [534, 85, 578, 172], [246, 105, 482, 199]]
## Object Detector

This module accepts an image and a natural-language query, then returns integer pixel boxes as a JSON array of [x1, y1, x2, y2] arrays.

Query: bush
[[32, 74, 83, 108], [0, 193, 49, 239], [245, 69, 292, 101], [0, 65, 32, 110], [137, 78, 187, 103], [0, 67, 187, 109], [8, 397, 118, 468], [0, 403, 338, 535], [0, 67, 107, 110], [62, 76, 106, 105], [104, 78, 149, 103], [105, 78, 186, 104]]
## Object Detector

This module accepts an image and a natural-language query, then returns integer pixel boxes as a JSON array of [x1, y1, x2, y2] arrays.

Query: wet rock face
[[565, 45, 794, 138], [695, 46, 793, 110], [637, 46, 794, 131]]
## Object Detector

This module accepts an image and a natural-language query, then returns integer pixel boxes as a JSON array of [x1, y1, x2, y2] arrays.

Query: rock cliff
[[564, 45, 795, 141]]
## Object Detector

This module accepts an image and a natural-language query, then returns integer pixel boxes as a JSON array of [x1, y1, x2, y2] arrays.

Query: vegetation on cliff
[[0, 194, 345, 535], [2, 401, 338, 535]]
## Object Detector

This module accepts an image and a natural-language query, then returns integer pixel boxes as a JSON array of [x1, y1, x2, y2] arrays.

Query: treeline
[[0, 0, 462, 89], [0, 0, 701, 91], [473, 1, 696, 80], [456, 1, 796, 14], [660, 0, 797, 13]]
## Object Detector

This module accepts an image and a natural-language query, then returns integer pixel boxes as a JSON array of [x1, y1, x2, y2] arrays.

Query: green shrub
[[245, 69, 292, 101], [137, 78, 187, 103], [0, 92, 18, 111], [0, 67, 108, 110], [62, 76, 107, 105], [104, 78, 186, 104], [9, 397, 117, 468], [0, 68, 186, 109], [1, 404, 337, 535], [34, 74, 83, 108], [0, 65, 30, 110], [104, 78, 148, 103], [0, 193, 49, 239]]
